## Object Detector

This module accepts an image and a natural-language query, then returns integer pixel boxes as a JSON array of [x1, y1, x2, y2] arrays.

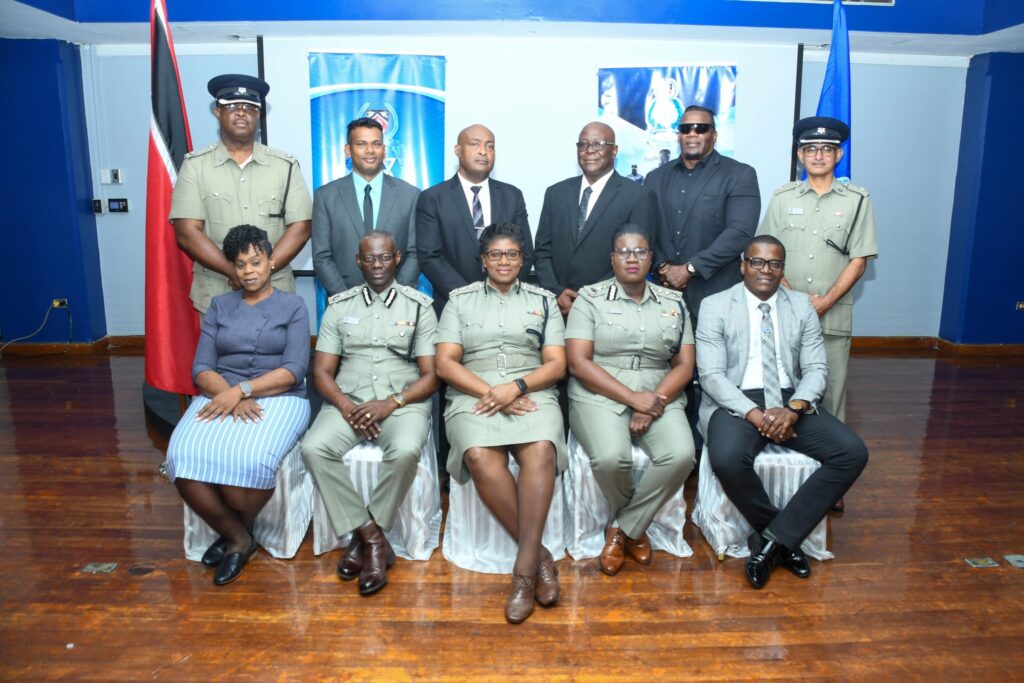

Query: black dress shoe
[[777, 546, 811, 579], [356, 522, 396, 596], [213, 537, 258, 586], [337, 534, 363, 581], [201, 536, 229, 567], [745, 539, 782, 589]]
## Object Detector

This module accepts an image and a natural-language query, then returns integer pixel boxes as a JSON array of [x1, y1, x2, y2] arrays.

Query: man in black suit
[[644, 105, 761, 322], [534, 121, 658, 316], [312, 117, 420, 296], [416, 123, 532, 315]]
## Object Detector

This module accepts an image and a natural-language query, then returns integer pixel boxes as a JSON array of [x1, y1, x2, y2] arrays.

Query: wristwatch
[[786, 399, 808, 415], [685, 262, 697, 276], [514, 378, 529, 396], [239, 381, 253, 399], [390, 392, 407, 408]]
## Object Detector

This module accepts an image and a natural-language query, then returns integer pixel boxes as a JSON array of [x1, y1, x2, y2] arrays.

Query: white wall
[[800, 55, 967, 337], [81, 32, 967, 338]]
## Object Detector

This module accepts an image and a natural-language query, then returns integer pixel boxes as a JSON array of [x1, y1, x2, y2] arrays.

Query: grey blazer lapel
[[448, 175, 478, 243], [729, 285, 750, 385], [776, 288, 799, 381], [376, 174, 397, 230], [339, 174, 365, 239]]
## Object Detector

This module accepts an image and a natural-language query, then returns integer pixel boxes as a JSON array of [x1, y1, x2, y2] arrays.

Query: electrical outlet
[[52, 298, 68, 309]]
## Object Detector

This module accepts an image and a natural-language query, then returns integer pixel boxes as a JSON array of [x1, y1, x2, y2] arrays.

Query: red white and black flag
[[145, 0, 198, 395]]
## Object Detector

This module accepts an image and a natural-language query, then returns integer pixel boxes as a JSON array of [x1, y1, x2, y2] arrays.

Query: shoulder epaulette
[[449, 281, 484, 297], [649, 282, 682, 302], [840, 181, 870, 197], [184, 143, 217, 159], [582, 278, 616, 299], [265, 147, 298, 163], [396, 283, 433, 307], [772, 181, 801, 196], [327, 287, 362, 305], [520, 281, 555, 299]]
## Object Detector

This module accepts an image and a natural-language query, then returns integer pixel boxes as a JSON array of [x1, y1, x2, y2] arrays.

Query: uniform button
[[498, 301, 503, 305], [213, 192, 219, 197], [240, 177, 246, 183], [639, 326, 645, 332], [676, 210, 682, 214], [809, 254, 814, 259], [812, 231, 817, 236], [399, 331, 405, 337], [815, 207, 820, 212], [372, 375, 378, 381], [607, 321, 613, 326], [374, 314, 380, 319], [499, 323, 504, 327], [271, 195, 276, 200], [807, 277, 813, 283], [680, 189, 686, 193], [373, 337, 378, 343], [675, 231, 680, 236], [499, 371, 506, 377], [243, 205, 248, 210]]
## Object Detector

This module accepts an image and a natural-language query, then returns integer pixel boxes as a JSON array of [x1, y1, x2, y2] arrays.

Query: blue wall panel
[[0, 39, 106, 344], [940, 52, 1024, 344]]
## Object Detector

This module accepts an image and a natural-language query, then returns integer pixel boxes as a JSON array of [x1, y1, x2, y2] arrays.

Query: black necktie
[[363, 184, 374, 234], [577, 187, 592, 235], [471, 186, 484, 238]]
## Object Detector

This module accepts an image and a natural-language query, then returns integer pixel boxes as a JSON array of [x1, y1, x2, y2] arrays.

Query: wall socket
[[52, 298, 68, 309]]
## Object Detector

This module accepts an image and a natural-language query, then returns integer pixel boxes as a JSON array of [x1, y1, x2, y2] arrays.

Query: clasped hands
[[746, 406, 798, 443], [473, 382, 538, 417], [629, 390, 669, 438], [344, 399, 399, 441], [196, 386, 263, 423]]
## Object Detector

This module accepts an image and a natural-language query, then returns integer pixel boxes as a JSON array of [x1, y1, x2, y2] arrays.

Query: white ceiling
[[1, 0, 1022, 58]]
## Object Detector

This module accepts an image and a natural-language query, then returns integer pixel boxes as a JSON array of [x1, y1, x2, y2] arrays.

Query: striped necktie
[[758, 302, 783, 408], [471, 185, 484, 238]]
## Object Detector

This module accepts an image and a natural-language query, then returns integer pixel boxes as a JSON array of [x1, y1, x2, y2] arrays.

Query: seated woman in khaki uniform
[[435, 223, 567, 624], [565, 224, 696, 576]]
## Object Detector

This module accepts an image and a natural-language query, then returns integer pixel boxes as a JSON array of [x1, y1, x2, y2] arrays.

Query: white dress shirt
[[457, 172, 491, 227], [739, 288, 793, 391], [578, 169, 614, 221]]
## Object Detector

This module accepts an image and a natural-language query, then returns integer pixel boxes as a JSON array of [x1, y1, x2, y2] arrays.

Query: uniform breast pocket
[[460, 320, 490, 349], [520, 313, 545, 348], [200, 190, 234, 227], [780, 215, 807, 234], [658, 316, 682, 352], [257, 193, 283, 219], [823, 220, 852, 250], [593, 318, 630, 353], [385, 323, 416, 358]]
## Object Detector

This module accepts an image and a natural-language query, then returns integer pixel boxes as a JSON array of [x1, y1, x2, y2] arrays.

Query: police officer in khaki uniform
[[170, 74, 313, 314], [565, 224, 696, 576], [301, 231, 439, 597], [758, 117, 878, 423]]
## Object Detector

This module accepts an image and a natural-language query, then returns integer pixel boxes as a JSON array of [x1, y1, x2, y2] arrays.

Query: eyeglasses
[[745, 257, 785, 272], [483, 249, 522, 262], [359, 253, 395, 265], [219, 102, 260, 114], [801, 144, 838, 157], [613, 247, 651, 261], [351, 140, 384, 150], [678, 123, 713, 135], [576, 140, 615, 153]]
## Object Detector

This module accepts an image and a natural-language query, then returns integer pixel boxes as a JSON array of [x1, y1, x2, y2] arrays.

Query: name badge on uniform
[[392, 320, 416, 327], [787, 207, 805, 215], [342, 316, 360, 325], [661, 309, 680, 317], [525, 309, 544, 317], [606, 308, 623, 315]]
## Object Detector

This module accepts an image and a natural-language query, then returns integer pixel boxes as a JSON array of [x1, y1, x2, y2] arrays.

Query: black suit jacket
[[644, 151, 760, 320], [534, 171, 658, 294], [416, 174, 532, 314]]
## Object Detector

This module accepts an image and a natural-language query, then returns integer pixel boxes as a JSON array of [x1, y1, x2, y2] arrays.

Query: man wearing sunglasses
[[757, 117, 878, 451], [696, 235, 868, 590], [171, 74, 312, 316]]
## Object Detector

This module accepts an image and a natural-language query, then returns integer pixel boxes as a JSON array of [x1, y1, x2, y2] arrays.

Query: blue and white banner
[[309, 52, 446, 318], [597, 65, 737, 182], [815, 0, 852, 180]]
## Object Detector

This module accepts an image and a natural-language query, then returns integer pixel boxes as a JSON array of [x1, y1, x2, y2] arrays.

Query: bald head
[[455, 124, 496, 183], [577, 121, 618, 182]]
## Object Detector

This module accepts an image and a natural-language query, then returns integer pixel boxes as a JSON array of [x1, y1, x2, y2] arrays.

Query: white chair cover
[[442, 456, 566, 574], [183, 442, 314, 561], [692, 444, 833, 561], [564, 431, 692, 560], [311, 420, 441, 561]]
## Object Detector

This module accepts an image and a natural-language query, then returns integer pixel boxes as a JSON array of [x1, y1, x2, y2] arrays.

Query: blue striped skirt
[[166, 395, 310, 489]]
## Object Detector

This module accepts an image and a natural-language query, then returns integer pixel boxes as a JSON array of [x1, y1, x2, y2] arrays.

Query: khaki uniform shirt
[[565, 278, 693, 414], [758, 179, 878, 336], [169, 141, 313, 313], [316, 283, 437, 418]]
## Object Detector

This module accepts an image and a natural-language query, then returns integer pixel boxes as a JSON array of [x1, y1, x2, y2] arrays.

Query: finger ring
[[768, 415, 776, 422], [489, 402, 495, 408]]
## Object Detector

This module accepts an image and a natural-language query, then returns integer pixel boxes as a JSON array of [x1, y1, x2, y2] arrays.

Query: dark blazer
[[644, 151, 760, 320], [312, 173, 420, 296], [534, 171, 658, 294], [416, 174, 532, 314]]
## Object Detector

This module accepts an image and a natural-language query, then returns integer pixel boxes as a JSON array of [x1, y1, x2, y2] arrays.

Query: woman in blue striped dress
[[166, 225, 310, 585]]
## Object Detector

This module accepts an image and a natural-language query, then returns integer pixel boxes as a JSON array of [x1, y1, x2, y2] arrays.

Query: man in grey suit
[[416, 124, 532, 316], [697, 235, 868, 589], [645, 105, 761, 322], [534, 121, 659, 316], [313, 117, 420, 296]]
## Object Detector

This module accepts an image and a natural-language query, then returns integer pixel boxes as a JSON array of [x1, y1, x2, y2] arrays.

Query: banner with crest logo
[[309, 52, 446, 319]]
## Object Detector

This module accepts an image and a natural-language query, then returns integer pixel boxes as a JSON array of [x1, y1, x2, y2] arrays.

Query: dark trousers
[[706, 389, 868, 550]]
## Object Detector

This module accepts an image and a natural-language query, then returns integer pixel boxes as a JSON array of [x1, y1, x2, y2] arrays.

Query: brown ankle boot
[[505, 574, 536, 624], [356, 521, 395, 596], [337, 533, 363, 581]]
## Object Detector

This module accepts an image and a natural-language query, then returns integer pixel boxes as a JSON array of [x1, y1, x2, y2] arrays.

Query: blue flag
[[816, 0, 851, 180]]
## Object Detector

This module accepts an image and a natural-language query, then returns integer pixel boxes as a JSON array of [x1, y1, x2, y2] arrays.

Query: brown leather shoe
[[599, 527, 627, 576], [623, 531, 652, 565], [356, 521, 396, 596], [832, 496, 846, 512], [534, 547, 559, 607], [505, 573, 536, 624], [337, 533, 363, 581]]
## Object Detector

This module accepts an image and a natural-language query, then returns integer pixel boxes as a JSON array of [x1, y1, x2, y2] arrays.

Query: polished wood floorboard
[[1, 353, 1022, 681]]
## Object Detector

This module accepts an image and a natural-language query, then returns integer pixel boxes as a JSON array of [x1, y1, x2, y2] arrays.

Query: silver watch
[[239, 381, 253, 399]]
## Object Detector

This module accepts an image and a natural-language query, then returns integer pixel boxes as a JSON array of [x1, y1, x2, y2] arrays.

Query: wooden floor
[[1, 351, 1023, 681]]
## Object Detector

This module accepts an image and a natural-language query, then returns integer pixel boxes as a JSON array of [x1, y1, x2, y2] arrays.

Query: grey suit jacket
[[534, 171, 658, 294], [695, 282, 827, 436], [645, 151, 760, 320], [312, 173, 420, 296]]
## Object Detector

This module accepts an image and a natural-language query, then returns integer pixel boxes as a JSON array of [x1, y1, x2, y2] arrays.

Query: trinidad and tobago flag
[[145, 0, 198, 395]]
